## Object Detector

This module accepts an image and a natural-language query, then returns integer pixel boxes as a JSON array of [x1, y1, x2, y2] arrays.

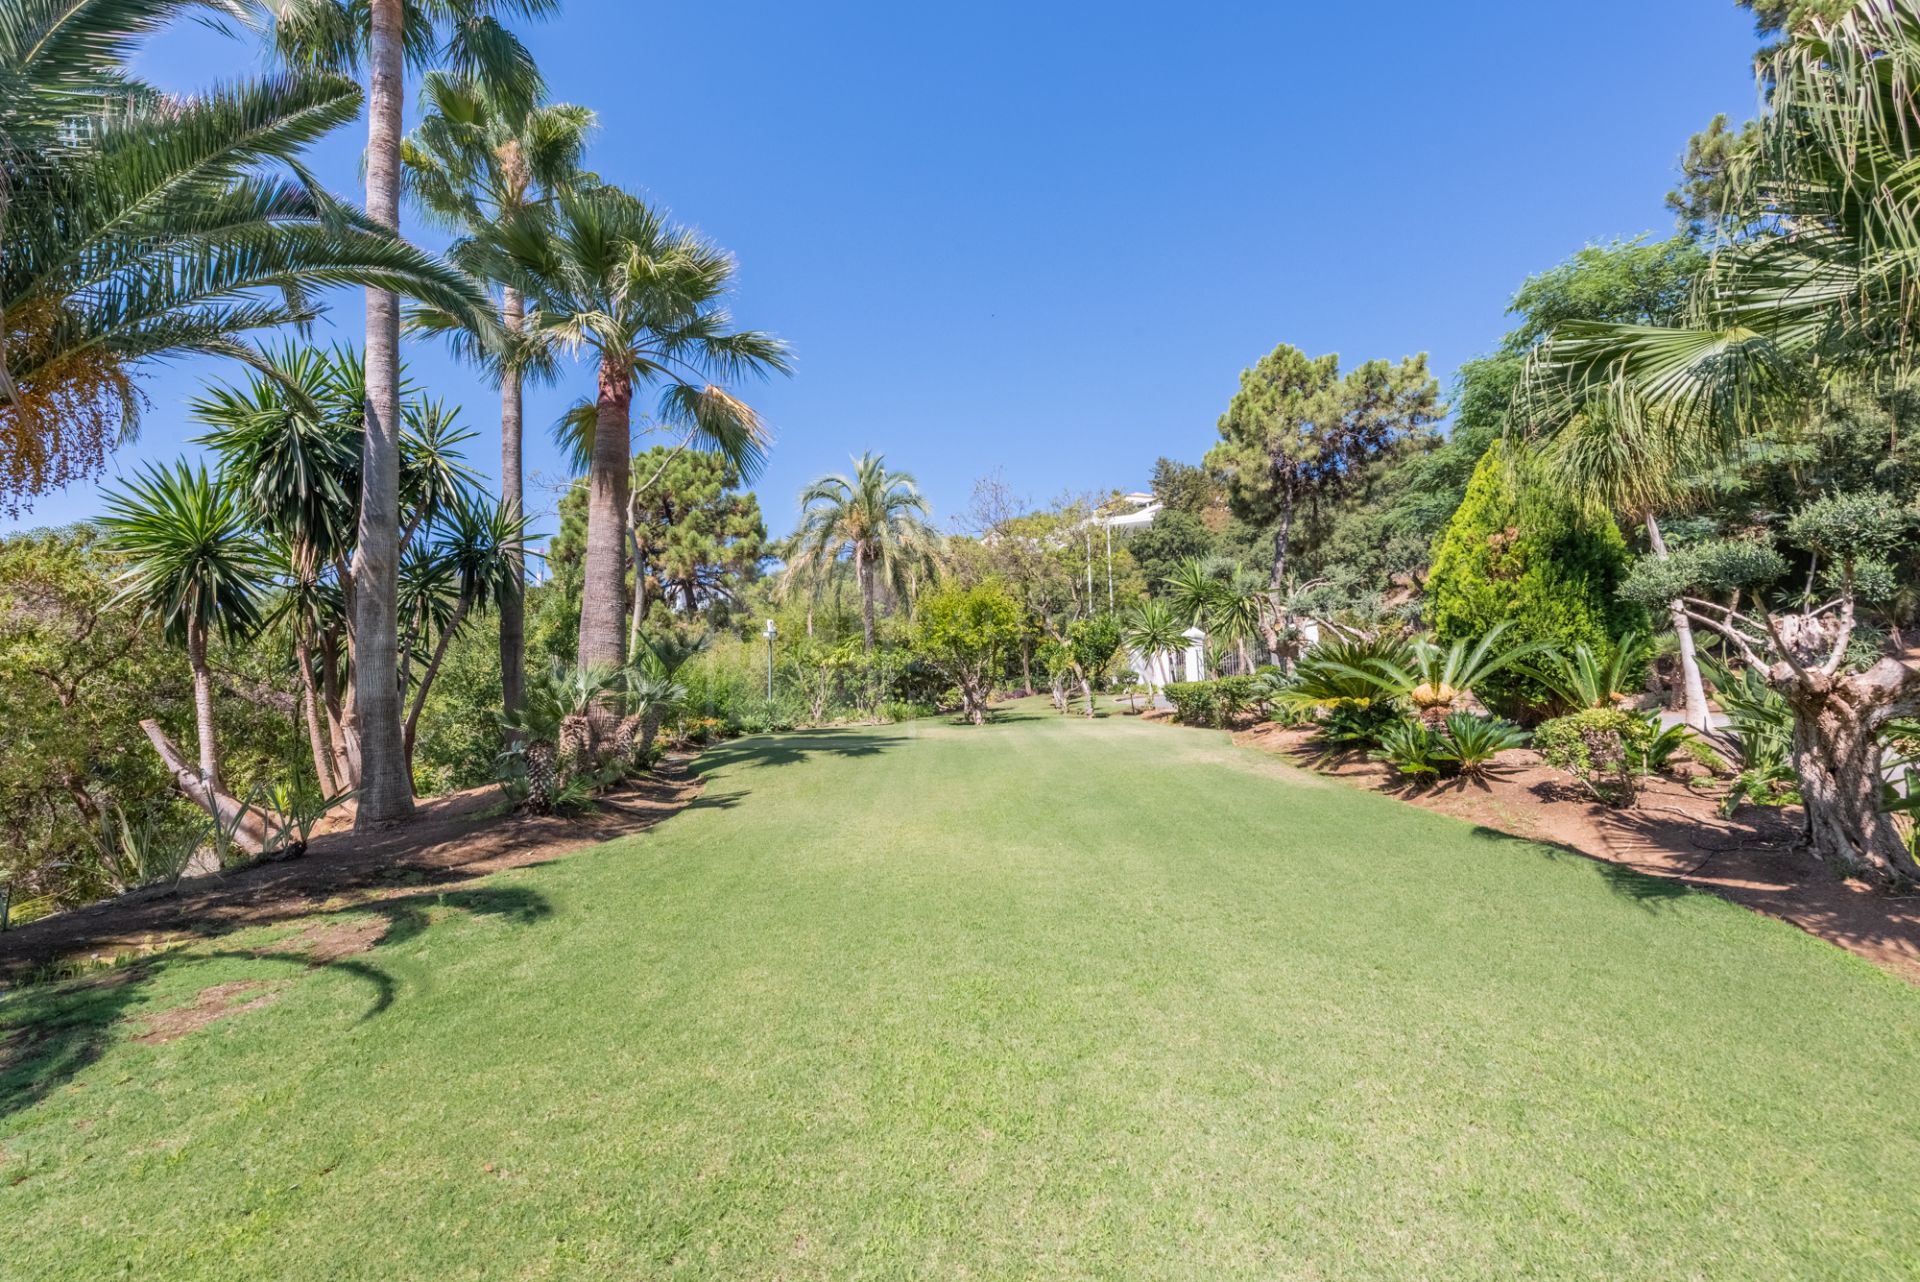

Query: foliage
[[1535, 708, 1655, 807], [1434, 712, 1530, 778], [1207, 343, 1443, 591], [787, 453, 940, 648], [0, 0, 492, 518], [1277, 635, 1417, 711], [911, 580, 1020, 725], [1526, 631, 1652, 713], [1372, 717, 1446, 783], [1162, 681, 1221, 728], [1356, 622, 1546, 715], [1426, 444, 1643, 716]]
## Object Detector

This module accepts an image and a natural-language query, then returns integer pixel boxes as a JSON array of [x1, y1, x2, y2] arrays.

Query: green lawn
[[4, 704, 1918, 1279]]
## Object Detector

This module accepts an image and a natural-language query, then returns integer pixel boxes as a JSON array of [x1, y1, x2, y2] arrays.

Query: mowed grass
[[4, 704, 1919, 1280]]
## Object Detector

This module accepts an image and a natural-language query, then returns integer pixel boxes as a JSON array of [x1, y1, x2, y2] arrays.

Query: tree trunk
[[857, 546, 876, 651], [187, 622, 220, 794], [1082, 677, 1095, 718], [581, 361, 633, 748], [1782, 659, 1920, 887], [295, 635, 336, 795], [1020, 638, 1033, 697], [1264, 492, 1295, 661], [626, 503, 648, 655], [1645, 514, 1711, 733], [350, 0, 415, 827], [141, 721, 268, 856], [499, 286, 526, 736], [404, 591, 473, 768]]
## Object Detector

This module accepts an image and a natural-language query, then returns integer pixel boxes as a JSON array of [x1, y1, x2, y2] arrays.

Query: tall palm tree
[[0, 0, 489, 520], [100, 463, 269, 800], [263, 0, 550, 823], [1534, 408, 1713, 731], [402, 70, 593, 729], [1122, 598, 1187, 693], [475, 186, 790, 678], [791, 453, 941, 651]]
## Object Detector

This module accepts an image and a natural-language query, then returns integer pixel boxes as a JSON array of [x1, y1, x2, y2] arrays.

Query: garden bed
[[0, 759, 703, 984], [1235, 723, 1920, 985]]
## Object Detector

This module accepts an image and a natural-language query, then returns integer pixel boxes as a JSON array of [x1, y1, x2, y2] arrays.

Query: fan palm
[[473, 186, 790, 676], [790, 453, 941, 651], [0, 0, 492, 521], [100, 462, 269, 797], [402, 69, 593, 726], [262, 0, 550, 824]]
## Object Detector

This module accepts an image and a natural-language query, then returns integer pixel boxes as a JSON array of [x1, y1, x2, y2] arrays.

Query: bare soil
[[133, 980, 280, 1046], [1239, 722, 1920, 985], [0, 760, 701, 985]]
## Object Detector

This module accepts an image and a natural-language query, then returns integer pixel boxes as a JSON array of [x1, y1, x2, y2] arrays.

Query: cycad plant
[[1527, 631, 1652, 713], [498, 660, 621, 811], [790, 454, 942, 651], [1360, 623, 1546, 720]]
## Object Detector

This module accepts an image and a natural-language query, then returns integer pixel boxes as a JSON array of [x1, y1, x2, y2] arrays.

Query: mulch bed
[[1235, 721, 1920, 985], [0, 759, 703, 985]]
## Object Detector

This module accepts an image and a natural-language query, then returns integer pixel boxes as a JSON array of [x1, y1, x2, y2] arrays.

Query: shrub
[[1318, 698, 1405, 750], [1163, 680, 1221, 727], [1426, 443, 1645, 717], [1214, 674, 1261, 720], [1535, 708, 1653, 807]]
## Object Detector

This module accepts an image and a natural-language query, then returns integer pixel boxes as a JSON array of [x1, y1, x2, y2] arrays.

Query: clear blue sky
[[10, 1, 1764, 542]]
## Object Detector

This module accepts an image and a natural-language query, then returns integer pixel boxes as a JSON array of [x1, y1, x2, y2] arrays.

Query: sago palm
[[790, 453, 940, 651], [476, 186, 790, 673], [100, 462, 269, 795], [0, 0, 490, 520]]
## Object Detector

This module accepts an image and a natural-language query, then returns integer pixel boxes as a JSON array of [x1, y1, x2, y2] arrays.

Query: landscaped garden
[[6, 707, 1919, 1280], [7, 1, 1920, 1275]]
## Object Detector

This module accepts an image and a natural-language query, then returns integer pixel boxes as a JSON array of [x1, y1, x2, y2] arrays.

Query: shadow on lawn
[[695, 729, 909, 774], [1465, 826, 1694, 909], [0, 884, 549, 1122]]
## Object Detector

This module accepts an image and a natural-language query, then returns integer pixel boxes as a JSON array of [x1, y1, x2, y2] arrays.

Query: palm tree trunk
[[187, 622, 220, 793], [404, 591, 473, 767], [626, 500, 647, 654], [349, 0, 415, 826], [580, 360, 633, 680], [319, 630, 355, 788], [1645, 514, 1711, 732], [857, 546, 876, 651], [295, 634, 336, 795], [499, 286, 526, 736]]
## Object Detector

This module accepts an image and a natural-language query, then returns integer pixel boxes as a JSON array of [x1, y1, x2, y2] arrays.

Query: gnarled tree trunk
[[1781, 657, 1920, 887], [1645, 515, 1711, 733]]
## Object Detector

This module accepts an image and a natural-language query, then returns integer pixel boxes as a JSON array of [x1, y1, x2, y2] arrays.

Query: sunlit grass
[[4, 702, 1917, 1279]]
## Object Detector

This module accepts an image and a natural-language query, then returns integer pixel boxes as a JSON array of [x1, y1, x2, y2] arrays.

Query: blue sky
[[12, 1, 1765, 542]]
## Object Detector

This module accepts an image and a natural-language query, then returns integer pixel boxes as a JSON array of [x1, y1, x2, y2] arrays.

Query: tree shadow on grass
[[0, 884, 550, 1123], [1464, 825, 1695, 910], [694, 729, 909, 775]]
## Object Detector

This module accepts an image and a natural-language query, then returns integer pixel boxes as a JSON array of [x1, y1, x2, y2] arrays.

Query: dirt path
[[1237, 723, 1920, 985], [0, 761, 702, 984]]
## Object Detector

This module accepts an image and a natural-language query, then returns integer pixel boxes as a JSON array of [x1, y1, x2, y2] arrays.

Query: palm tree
[[264, 0, 549, 824], [100, 462, 269, 839], [1162, 558, 1266, 674], [402, 71, 593, 729], [475, 186, 790, 679], [791, 453, 941, 651], [0, 0, 490, 520], [1122, 598, 1188, 694], [1533, 409, 1713, 731], [1523, 3, 1920, 881], [403, 494, 526, 764]]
